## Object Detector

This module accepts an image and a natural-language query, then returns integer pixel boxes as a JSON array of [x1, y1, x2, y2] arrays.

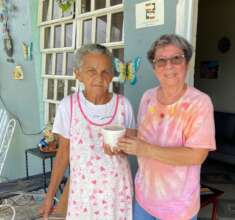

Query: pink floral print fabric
[[66, 93, 133, 220]]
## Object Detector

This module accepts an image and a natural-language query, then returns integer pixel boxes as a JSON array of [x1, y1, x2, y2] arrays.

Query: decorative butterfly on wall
[[113, 56, 141, 85], [22, 42, 33, 61]]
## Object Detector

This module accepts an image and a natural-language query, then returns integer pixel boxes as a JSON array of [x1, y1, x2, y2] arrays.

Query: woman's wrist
[[45, 189, 56, 200]]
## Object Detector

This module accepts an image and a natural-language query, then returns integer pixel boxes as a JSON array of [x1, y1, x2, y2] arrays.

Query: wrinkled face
[[153, 44, 188, 88], [75, 53, 114, 96]]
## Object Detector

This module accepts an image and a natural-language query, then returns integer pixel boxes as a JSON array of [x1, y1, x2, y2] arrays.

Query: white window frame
[[39, 0, 124, 124], [40, 21, 76, 52], [76, 4, 124, 49], [38, 0, 75, 26]]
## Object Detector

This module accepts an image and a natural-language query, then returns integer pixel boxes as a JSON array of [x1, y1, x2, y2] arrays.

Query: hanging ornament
[[22, 42, 33, 61], [4, 30, 13, 57], [28, 42, 33, 60], [0, 0, 17, 58], [56, 0, 74, 12], [22, 42, 28, 60]]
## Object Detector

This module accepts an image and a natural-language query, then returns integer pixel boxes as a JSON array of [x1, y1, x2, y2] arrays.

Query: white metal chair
[[0, 109, 16, 180]]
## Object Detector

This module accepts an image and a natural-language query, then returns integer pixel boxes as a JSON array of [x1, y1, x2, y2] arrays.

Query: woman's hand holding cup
[[102, 125, 126, 155]]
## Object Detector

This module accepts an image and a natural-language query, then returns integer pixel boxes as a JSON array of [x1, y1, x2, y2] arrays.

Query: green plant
[[56, 0, 75, 12]]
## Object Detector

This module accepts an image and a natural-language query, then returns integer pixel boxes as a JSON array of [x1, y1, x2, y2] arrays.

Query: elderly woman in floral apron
[[40, 44, 135, 220]]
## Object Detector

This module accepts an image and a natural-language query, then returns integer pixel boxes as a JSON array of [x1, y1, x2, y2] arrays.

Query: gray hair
[[147, 34, 193, 66], [74, 44, 113, 70]]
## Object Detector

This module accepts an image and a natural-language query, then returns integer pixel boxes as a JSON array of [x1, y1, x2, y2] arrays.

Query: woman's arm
[[47, 135, 69, 196], [118, 136, 209, 166], [39, 135, 70, 217]]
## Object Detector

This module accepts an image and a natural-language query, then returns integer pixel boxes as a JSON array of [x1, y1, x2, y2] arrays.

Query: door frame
[[175, 0, 199, 86]]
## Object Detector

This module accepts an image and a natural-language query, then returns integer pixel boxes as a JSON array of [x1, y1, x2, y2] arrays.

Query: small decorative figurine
[[38, 123, 58, 153]]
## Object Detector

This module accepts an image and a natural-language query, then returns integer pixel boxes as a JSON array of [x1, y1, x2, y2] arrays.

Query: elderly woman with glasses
[[118, 34, 216, 220], [39, 44, 135, 220]]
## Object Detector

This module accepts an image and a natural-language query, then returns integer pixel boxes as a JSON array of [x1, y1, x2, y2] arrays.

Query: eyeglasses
[[153, 54, 185, 67]]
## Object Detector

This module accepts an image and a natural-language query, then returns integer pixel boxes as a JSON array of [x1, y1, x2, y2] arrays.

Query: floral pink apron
[[66, 92, 133, 220]]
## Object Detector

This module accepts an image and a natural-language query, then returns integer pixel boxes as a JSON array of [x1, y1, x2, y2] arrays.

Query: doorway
[[194, 0, 235, 113]]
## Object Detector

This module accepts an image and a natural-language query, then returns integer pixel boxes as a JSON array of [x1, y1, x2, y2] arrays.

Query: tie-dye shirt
[[135, 86, 216, 220]]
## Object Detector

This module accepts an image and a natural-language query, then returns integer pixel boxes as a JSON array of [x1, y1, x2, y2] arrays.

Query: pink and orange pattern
[[135, 86, 216, 220]]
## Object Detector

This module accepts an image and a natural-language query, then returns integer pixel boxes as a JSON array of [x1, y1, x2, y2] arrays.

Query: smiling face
[[153, 44, 188, 89], [75, 53, 114, 99]]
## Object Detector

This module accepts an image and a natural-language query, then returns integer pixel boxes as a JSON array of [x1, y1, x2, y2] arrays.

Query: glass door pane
[[47, 79, 54, 99], [52, 0, 61, 19], [45, 54, 53, 75], [49, 103, 56, 123], [62, 4, 74, 17], [82, 19, 92, 44], [57, 80, 65, 100], [110, 12, 123, 42], [112, 48, 124, 61], [55, 53, 63, 75], [95, 0, 106, 10], [96, 15, 107, 43], [65, 23, 73, 47], [113, 81, 123, 94], [42, 0, 50, 21], [112, 47, 124, 94], [66, 52, 74, 76], [68, 80, 76, 95], [44, 27, 51, 48], [54, 25, 62, 48], [110, 0, 122, 6], [81, 0, 91, 13]]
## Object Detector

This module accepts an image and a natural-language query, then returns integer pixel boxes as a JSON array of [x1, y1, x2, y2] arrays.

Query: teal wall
[[123, 0, 177, 176], [0, 0, 44, 179], [124, 0, 177, 115]]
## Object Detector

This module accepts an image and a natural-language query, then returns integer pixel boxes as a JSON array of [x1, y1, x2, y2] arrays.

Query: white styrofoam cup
[[102, 125, 126, 151]]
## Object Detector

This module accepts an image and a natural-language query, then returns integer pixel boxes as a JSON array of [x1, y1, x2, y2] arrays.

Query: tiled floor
[[199, 159, 235, 220], [1, 158, 235, 220]]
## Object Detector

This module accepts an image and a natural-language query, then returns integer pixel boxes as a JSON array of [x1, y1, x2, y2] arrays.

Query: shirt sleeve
[[123, 97, 136, 129], [52, 96, 70, 139], [184, 95, 216, 150]]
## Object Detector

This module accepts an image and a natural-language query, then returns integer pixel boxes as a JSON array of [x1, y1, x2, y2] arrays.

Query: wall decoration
[[3, 31, 13, 57], [200, 60, 219, 79], [135, 0, 164, 29], [13, 65, 24, 80], [113, 57, 141, 85], [218, 37, 231, 54], [56, 0, 75, 12], [22, 42, 33, 61], [0, 0, 17, 60]]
